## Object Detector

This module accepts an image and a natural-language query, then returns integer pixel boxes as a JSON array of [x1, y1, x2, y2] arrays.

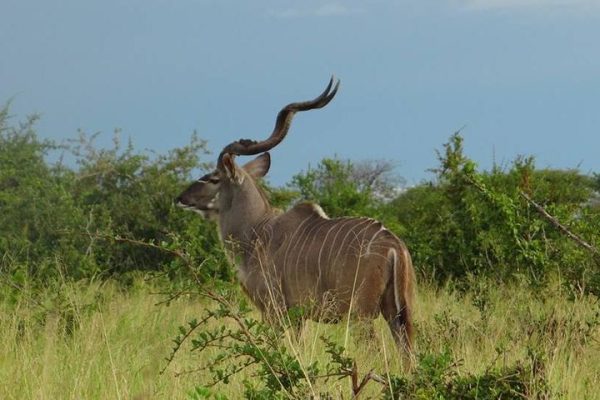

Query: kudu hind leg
[[385, 306, 412, 354], [380, 249, 414, 357]]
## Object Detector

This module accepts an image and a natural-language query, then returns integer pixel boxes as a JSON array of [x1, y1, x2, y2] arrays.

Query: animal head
[[175, 153, 271, 219], [175, 76, 339, 219]]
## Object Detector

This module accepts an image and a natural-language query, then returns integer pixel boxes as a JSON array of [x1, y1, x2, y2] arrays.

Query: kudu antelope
[[175, 77, 415, 355]]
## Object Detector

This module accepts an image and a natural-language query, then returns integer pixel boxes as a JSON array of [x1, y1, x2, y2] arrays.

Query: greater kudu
[[175, 77, 415, 355]]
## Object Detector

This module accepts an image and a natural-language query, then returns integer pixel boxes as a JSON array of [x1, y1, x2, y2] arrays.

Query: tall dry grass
[[1, 277, 598, 399]]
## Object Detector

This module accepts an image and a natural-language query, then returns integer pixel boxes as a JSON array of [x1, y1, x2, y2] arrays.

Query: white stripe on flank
[[331, 218, 374, 266], [325, 219, 360, 266], [366, 226, 386, 255], [282, 214, 313, 272], [299, 218, 331, 286], [293, 216, 326, 268], [317, 222, 338, 277], [284, 214, 315, 285]]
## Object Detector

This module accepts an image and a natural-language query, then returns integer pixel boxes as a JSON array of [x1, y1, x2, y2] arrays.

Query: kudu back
[[176, 77, 415, 355]]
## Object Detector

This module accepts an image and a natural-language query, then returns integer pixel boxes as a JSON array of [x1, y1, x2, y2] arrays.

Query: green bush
[[171, 288, 551, 399], [392, 133, 600, 291], [290, 158, 404, 234], [2, 103, 599, 293], [0, 105, 230, 284]]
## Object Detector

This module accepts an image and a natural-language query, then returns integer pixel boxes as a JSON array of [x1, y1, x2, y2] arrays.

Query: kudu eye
[[208, 177, 220, 184]]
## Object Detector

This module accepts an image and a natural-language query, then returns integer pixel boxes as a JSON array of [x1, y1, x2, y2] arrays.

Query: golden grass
[[1, 278, 598, 399]]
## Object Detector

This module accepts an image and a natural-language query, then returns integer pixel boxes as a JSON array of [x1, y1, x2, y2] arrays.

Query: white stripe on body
[[366, 226, 387, 255], [283, 214, 318, 289], [298, 218, 333, 290], [330, 219, 375, 269], [324, 218, 362, 268], [317, 221, 343, 287]]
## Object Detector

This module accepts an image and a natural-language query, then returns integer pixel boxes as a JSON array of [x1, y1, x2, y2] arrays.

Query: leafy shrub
[[0, 105, 230, 284], [2, 103, 599, 293], [385, 347, 550, 399], [391, 133, 600, 291], [290, 157, 404, 234], [0, 108, 90, 278], [167, 287, 551, 399]]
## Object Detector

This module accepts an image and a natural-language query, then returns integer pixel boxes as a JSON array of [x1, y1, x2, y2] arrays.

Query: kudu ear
[[221, 153, 239, 182], [242, 153, 271, 179]]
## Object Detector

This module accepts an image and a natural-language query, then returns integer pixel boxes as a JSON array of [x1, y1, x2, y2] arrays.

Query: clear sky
[[2, 0, 599, 186]]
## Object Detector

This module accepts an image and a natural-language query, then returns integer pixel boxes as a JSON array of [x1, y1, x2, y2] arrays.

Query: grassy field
[[1, 277, 599, 399]]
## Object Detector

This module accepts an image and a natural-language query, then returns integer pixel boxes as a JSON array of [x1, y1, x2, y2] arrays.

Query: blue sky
[[1, 0, 599, 186]]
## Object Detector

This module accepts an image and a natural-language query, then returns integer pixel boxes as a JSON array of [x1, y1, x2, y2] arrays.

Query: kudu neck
[[218, 178, 272, 249]]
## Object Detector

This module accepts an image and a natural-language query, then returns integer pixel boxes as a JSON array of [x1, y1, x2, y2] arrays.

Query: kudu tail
[[382, 245, 415, 356]]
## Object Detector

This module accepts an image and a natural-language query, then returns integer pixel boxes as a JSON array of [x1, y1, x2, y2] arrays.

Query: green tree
[[391, 133, 599, 290], [0, 105, 231, 283], [290, 158, 404, 234]]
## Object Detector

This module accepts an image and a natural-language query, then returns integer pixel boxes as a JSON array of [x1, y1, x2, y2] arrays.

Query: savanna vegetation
[[1, 104, 599, 399]]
